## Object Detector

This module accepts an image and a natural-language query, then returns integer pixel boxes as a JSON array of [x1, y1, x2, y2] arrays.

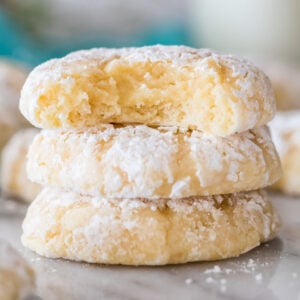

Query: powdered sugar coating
[[1, 128, 41, 202], [21, 188, 280, 265], [0, 60, 29, 149], [0, 60, 28, 124], [27, 125, 281, 198], [269, 111, 300, 156], [269, 111, 300, 194], [20, 45, 275, 136]]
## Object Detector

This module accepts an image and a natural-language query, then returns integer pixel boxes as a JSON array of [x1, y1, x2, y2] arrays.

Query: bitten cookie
[[0, 60, 29, 149], [0, 240, 35, 300], [22, 188, 280, 265], [20, 46, 275, 136], [27, 125, 281, 199], [269, 111, 300, 195], [1, 128, 41, 202]]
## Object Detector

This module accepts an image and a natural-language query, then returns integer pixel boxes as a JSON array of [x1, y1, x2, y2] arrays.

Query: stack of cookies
[[20, 46, 281, 265]]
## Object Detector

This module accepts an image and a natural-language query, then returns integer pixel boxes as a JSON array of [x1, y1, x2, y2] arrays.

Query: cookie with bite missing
[[20, 45, 275, 136]]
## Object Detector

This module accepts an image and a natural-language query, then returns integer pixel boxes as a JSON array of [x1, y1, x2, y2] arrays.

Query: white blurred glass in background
[[190, 0, 300, 64]]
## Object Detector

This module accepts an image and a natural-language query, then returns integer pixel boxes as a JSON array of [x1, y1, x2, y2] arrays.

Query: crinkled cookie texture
[[269, 111, 300, 195], [27, 125, 281, 199], [0, 240, 35, 300], [20, 45, 275, 136], [0, 60, 29, 149], [21, 188, 280, 265], [1, 128, 41, 203]]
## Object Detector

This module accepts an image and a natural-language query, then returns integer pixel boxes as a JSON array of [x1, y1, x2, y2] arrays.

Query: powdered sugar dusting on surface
[[199, 258, 269, 294], [185, 278, 193, 285]]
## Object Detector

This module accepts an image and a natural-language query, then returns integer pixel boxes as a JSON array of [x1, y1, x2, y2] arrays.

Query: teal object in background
[[0, 9, 31, 60], [0, 6, 190, 67]]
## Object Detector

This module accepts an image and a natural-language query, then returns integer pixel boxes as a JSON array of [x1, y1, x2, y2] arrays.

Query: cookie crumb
[[205, 277, 214, 283], [204, 265, 221, 274], [185, 278, 193, 285], [255, 273, 263, 282]]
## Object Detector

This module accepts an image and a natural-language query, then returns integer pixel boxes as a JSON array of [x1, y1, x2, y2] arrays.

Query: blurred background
[[1, 0, 300, 67], [0, 0, 189, 66]]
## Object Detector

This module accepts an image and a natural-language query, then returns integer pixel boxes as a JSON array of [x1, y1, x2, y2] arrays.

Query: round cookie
[[19, 45, 275, 136], [0, 60, 29, 149], [21, 188, 280, 265], [1, 128, 41, 202], [263, 62, 300, 111], [0, 240, 35, 300], [27, 125, 281, 199], [269, 111, 300, 195]]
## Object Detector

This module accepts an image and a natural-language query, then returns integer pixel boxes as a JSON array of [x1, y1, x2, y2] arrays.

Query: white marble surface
[[0, 193, 299, 300]]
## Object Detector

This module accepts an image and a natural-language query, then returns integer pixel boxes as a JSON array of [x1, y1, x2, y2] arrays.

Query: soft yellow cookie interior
[[20, 46, 275, 136]]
